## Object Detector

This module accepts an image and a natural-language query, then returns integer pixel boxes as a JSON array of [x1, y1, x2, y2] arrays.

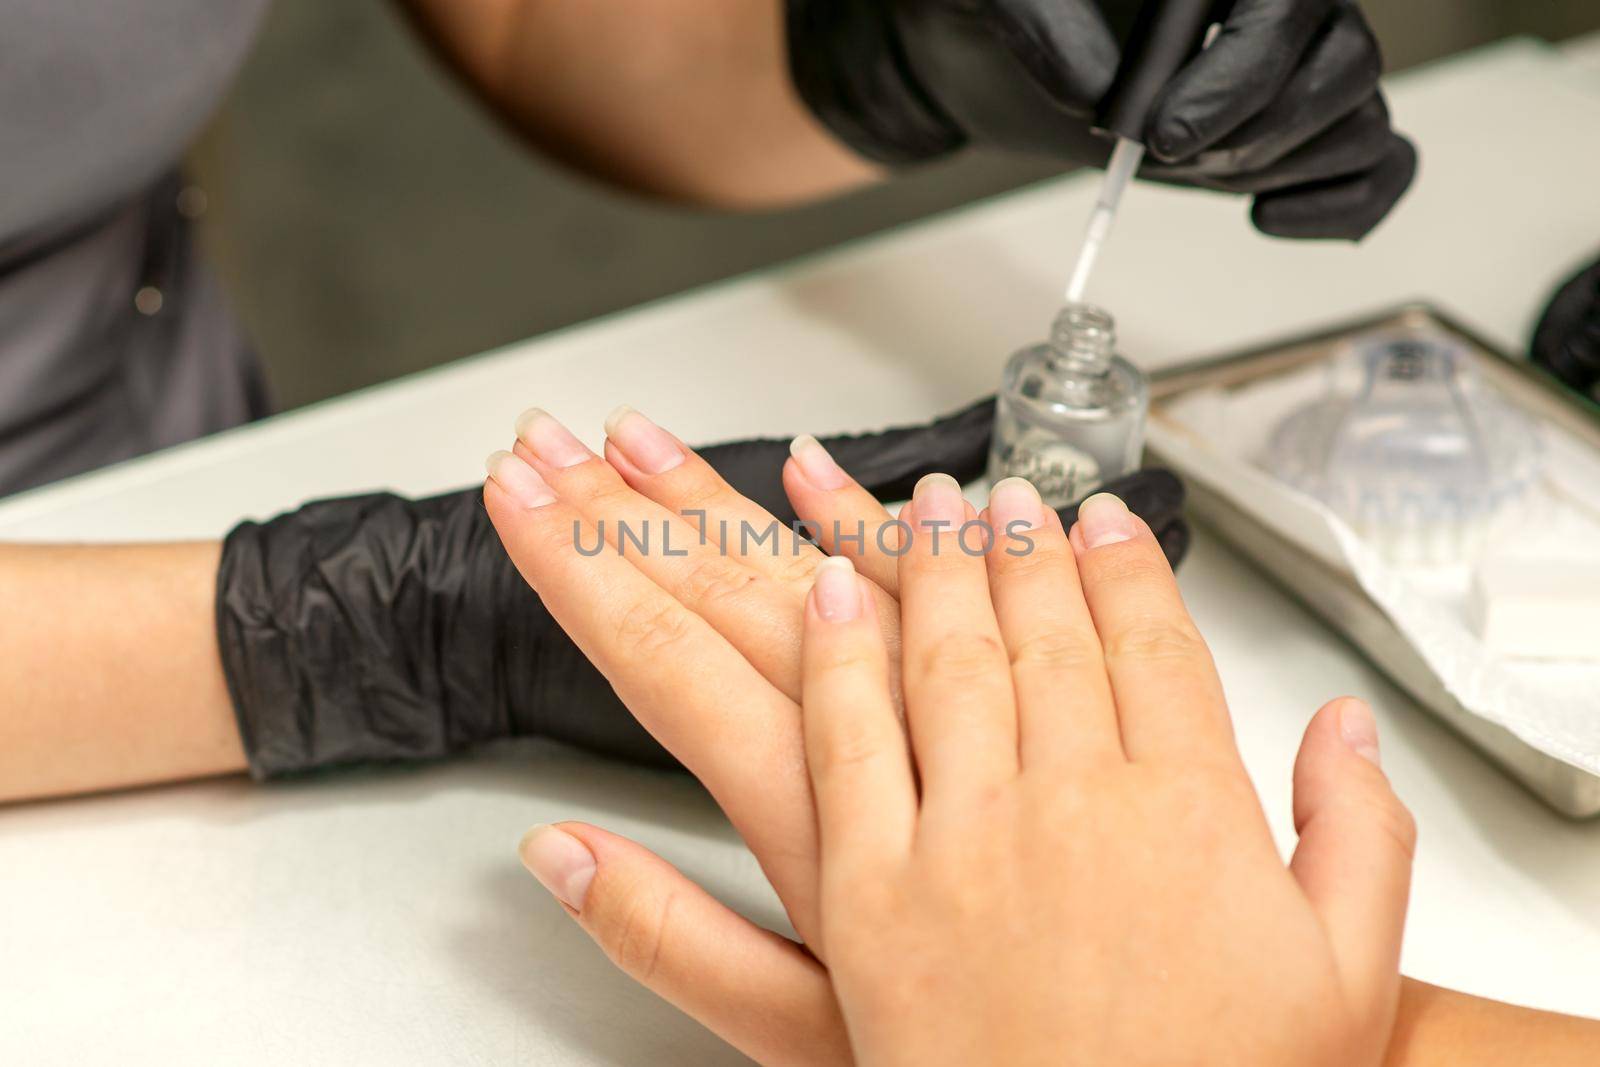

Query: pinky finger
[[1251, 133, 1418, 241], [521, 822, 852, 1067]]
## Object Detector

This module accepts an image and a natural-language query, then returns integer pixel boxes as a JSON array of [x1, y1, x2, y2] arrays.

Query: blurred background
[[188, 0, 1600, 411]]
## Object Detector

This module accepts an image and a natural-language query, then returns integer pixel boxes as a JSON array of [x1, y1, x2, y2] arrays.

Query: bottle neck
[[1044, 302, 1116, 376]]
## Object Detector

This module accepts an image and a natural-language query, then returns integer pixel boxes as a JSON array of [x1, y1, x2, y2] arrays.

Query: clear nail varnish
[[986, 303, 1148, 508]]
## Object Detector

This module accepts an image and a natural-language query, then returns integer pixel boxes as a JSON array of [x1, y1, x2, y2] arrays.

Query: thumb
[[519, 823, 851, 1067], [1289, 698, 1417, 1031]]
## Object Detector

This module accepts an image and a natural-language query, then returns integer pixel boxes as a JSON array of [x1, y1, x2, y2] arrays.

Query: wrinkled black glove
[[787, 0, 1417, 240], [1531, 250, 1600, 399], [217, 399, 1188, 779]]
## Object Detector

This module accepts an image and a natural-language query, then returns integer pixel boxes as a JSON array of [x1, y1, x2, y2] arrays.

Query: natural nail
[[812, 556, 860, 622], [989, 477, 1044, 534], [486, 450, 557, 509], [515, 407, 592, 469], [1338, 699, 1382, 767], [789, 434, 851, 491], [912, 472, 966, 528], [519, 825, 597, 911], [1076, 493, 1134, 548], [604, 405, 685, 475]]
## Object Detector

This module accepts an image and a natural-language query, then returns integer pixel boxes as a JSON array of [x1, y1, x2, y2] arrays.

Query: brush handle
[[1095, 0, 1224, 143]]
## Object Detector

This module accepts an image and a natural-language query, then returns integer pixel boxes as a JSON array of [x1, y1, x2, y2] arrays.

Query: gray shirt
[[0, 1, 271, 496]]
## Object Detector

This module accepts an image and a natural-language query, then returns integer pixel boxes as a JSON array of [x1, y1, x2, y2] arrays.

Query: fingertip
[[810, 556, 861, 623], [1333, 696, 1381, 768], [602, 437, 645, 482], [1147, 110, 1199, 163], [518, 823, 598, 912], [1293, 697, 1407, 844], [1073, 492, 1135, 549], [486, 448, 557, 510], [1302, 696, 1383, 768], [789, 433, 852, 491]]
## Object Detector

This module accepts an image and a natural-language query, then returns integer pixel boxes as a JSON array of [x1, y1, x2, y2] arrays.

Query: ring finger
[[983, 479, 1121, 769]]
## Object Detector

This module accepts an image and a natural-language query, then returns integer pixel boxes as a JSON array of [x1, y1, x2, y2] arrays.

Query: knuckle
[[905, 544, 973, 577], [1008, 628, 1101, 675], [674, 555, 760, 610], [1365, 792, 1418, 860], [916, 631, 1008, 683], [813, 646, 878, 676], [588, 478, 642, 516], [666, 474, 725, 517], [528, 510, 582, 560], [768, 550, 821, 588], [810, 718, 890, 779], [1102, 620, 1210, 667], [989, 538, 1066, 577], [613, 597, 698, 659], [598, 882, 679, 984], [1085, 544, 1173, 588]]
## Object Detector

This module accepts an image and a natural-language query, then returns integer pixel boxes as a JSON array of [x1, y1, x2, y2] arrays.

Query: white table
[[4, 36, 1600, 1066]]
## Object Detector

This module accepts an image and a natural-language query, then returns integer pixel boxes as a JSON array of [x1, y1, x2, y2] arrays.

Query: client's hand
[[792, 479, 1414, 1065], [484, 409, 1416, 1065], [483, 409, 909, 928]]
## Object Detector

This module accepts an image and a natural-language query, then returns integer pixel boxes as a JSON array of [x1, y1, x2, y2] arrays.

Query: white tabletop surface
[[4, 36, 1600, 1066]]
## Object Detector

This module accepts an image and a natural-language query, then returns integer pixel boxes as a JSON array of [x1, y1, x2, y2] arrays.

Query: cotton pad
[[1471, 557, 1600, 661]]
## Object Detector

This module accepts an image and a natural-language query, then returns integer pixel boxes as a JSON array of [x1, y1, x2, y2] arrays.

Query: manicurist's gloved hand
[[788, 0, 1417, 239], [1532, 250, 1600, 397]]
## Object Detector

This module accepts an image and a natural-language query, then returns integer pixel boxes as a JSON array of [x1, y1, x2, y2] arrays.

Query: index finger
[[483, 451, 822, 941], [1147, 0, 1336, 162], [1068, 493, 1237, 766]]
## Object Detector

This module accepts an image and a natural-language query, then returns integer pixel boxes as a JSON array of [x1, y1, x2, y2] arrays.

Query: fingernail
[[1338, 699, 1382, 768], [515, 407, 592, 469], [912, 473, 965, 528], [486, 450, 556, 508], [988, 477, 1044, 533], [519, 825, 596, 911], [812, 556, 860, 622], [604, 405, 685, 475], [789, 434, 850, 491], [1076, 493, 1134, 548]]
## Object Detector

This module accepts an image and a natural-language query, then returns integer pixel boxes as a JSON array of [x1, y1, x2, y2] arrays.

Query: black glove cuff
[[785, 0, 964, 165], [217, 490, 672, 779]]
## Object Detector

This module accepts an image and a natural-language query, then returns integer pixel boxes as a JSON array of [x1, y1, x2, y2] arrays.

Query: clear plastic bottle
[[1264, 330, 1543, 564], [987, 302, 1149, 507]]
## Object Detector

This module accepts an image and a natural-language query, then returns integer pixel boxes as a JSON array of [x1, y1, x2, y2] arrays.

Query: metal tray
[[1146, 304, 1600, 818]]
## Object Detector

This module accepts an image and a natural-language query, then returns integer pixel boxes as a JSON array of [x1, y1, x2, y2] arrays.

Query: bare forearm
[[0, 542, 244, 803], [398, 0, 881, 207], [1387, 978, 1600, 1067]]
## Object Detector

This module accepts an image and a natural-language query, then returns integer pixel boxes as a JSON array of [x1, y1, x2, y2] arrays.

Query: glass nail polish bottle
[[986, 302, 1148, 508]]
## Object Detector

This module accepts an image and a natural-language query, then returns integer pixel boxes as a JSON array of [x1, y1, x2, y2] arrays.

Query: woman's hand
[[484, 407, 904, 953], [485, 406, 884, 1063], [484, 407, 1417, 1064], [796, 478, 1415, 1065]]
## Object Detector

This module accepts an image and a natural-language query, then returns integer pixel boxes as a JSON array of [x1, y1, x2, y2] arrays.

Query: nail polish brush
[[1065, 0, 1222, 305]]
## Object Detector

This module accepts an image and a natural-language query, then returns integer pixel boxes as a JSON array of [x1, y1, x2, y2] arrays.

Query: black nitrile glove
[[787, 0, 1416, 240], [1532, 251, 1600, 399], [217, 401, 1188, 779]]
